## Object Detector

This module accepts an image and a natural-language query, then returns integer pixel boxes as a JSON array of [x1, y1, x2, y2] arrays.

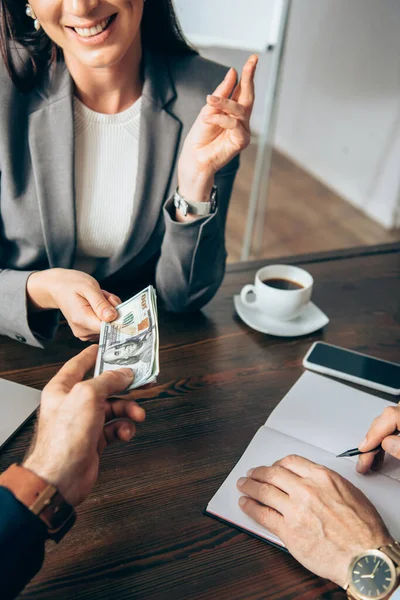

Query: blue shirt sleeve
[[0, 485, 47, 599], [390, 586, 400, 599]]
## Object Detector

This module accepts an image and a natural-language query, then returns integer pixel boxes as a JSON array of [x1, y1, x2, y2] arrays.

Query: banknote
[[94, 286, 159, 390]]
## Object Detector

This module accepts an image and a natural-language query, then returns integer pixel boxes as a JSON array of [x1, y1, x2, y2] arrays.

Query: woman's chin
[[65, 46, 129, 71]]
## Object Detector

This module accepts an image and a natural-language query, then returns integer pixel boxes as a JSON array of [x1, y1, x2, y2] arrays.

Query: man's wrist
[[23, 454, 74, 507], [0, 464, 76, 542]]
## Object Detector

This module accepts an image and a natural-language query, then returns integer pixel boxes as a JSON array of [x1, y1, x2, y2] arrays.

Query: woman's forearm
[[26, 271, 57, 311]]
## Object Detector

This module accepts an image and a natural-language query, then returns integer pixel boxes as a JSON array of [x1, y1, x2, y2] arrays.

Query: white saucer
[[234, 295, 329, 337]]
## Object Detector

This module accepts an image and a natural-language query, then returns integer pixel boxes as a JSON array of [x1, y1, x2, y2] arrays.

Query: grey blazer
[[0, 50, 239, 347]]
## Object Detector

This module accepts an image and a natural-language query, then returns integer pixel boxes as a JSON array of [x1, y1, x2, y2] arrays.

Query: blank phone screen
[[308, 344, 400, 390]]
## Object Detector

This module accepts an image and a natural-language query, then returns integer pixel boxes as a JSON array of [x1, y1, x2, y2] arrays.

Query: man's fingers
[[247, 463, 301, 495], [356, 449, 381, 473], [238, 496, 284, 536], [97, 420, 136, 454], [85, 288, 118, 322], [272, 454, 321, 479], [104, 420, 136, 444], [232, 54, 258, 108], [83, 368, 134, 402], [105, 399, 146, 423], [382, 435, 400, 459], [47, 345, 99, 393], [211, 67, 237, 99], [371, 448, 386, 471], [359, 406, 400, 453], [355, 404, 400, 474], [237, 477, 289, 514]]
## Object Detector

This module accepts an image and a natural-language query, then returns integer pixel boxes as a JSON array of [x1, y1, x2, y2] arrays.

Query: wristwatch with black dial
[[173, 185, 218, 217], [346, 542, 400, 600]]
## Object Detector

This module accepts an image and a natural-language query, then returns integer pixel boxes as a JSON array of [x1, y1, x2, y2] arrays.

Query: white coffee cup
[[240, 264, 313, 321]]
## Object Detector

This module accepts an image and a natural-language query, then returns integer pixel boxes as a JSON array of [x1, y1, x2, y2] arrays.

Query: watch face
[[351, 551, 395, 599]]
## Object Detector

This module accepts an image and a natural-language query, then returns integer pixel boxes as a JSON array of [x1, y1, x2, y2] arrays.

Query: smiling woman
[[0, 0, 195, 90], [71, 15, 116, 38], [0, 0, 258, 348]]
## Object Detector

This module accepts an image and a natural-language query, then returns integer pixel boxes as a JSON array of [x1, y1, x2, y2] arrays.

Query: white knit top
[[74, 96, 142, 265]]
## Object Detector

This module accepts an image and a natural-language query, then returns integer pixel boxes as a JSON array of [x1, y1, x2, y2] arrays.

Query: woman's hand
[[177, 54, 258, 206], [237, 455, 393, 588], [356, 405, 400, 473], [27, 268, 121, 341]]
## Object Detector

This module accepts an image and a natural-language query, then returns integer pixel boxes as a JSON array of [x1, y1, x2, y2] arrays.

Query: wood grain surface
[[0, 243, 399, 600]]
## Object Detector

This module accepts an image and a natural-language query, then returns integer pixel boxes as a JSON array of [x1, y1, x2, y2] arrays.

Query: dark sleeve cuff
[[163, 195, 221, 236], [0, 486, 47, 599], [28, 309, 61, 345]]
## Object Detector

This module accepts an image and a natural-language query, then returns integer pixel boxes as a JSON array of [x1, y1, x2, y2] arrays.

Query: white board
[[174, 0, 285, 52]]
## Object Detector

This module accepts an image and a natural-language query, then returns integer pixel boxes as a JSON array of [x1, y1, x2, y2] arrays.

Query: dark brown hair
[[0, 0, 197, 92]]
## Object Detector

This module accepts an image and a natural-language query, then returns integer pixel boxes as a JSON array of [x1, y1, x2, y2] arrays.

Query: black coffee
[[262, 277, 304, 291]]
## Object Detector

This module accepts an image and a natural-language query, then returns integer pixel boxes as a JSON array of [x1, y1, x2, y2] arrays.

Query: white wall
[[274, 0, 400, 229], [180, 0, 400, 229], [174, 0, 284, 50]]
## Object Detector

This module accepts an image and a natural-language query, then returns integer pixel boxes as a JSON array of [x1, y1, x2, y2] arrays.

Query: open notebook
[[206, 371, 400, 547]]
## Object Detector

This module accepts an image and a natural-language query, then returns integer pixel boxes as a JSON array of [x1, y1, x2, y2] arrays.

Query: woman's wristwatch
[[173, 185, 218, 217], [0, 463, 76, 542], [346, 542, 400, 599]]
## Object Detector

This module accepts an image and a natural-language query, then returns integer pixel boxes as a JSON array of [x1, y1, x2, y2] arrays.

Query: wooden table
[[1, 243, 399, 600]]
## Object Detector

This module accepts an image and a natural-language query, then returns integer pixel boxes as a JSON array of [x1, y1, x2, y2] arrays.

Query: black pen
[[336, 444, 382, 458], [337, 430, 400, 458]]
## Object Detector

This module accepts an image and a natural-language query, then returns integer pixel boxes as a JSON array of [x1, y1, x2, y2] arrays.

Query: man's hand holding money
[[24, 345, 146, 507]]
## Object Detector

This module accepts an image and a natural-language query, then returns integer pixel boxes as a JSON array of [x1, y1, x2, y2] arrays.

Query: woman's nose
[[63, 0, 100, 18]]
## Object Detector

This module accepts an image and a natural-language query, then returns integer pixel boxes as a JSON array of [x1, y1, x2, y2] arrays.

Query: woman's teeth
[[74, 17, 111, 37]]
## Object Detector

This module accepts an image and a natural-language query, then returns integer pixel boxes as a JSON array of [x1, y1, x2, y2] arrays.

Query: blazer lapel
[[101, 50, 182, 278], [28, 62, 76, 269], [29, 52, 181, 275]]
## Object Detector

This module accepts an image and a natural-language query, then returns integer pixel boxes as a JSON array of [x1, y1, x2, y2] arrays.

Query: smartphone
[[303, 342, 400, 395]]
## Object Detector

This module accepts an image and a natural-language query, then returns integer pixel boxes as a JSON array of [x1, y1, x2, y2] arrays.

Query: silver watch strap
[[173, 186, 217, 217]]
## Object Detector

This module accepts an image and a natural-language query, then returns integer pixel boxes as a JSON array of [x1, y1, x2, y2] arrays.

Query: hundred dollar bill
[[94, 285, 159, 390]]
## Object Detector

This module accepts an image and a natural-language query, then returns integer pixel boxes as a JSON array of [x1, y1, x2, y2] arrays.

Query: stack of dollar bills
[[94, 285, 159, 390]]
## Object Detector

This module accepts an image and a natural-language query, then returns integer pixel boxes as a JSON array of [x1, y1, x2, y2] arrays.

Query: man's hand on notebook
[[356, 405, 400, 474], [237, 454, 393, 588]]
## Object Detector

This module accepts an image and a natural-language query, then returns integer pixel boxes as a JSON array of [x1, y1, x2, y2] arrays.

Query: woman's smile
[[65, 13, 118, 46], [28, 1, 143, 70]]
